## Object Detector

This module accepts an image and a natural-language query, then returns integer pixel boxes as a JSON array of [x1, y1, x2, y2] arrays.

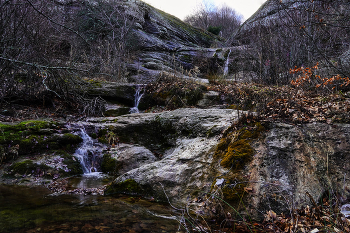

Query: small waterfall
[[223, 49, 231, 76], [74, 127, 103, 174], [130, 84, 144, 114]]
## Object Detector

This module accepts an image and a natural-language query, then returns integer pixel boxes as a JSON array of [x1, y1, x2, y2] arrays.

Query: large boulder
[[108, 144, 158, 176], [244, 122, 350, 219], [86, 108, 240, 201], [84, 109, 350, 220]]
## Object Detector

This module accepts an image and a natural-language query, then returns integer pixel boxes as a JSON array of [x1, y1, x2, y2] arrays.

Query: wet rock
[[88, 83, 137, 106], [102, 108, 241, 203], [109, 144, 158, 176]]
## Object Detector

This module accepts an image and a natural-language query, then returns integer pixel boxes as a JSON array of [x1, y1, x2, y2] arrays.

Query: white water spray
[[223, 49, 231, 76], [130, 84, 144, 114], [74, 127, 103, 174]]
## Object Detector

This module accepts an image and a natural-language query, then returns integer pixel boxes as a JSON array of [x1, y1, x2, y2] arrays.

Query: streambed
[[0, 119, 181, 233], [0, 177, 180, 233]]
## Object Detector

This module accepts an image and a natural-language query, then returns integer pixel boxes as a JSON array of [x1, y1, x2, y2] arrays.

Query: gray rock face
[[112, 136, 219, 201], [118, 0, 224, 81], [87, 108, 239, 154], [88, 82, 137, 105], [89, 108, 240, 202], [236, 0, 304, 38], [95, 108, 350, 219], [109, 144, 158, 176], [246, 123, 350, 219]]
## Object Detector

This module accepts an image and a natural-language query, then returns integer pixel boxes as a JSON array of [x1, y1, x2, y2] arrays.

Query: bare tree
[[0, 0, 135, 115], [236, 0, 350, 85], [184, 3, 243, 43]]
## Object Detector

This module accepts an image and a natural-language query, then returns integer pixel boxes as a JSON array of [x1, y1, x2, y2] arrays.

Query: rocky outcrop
[[242, 122, 350, 219], [91, 109, 350, 220], [117, 0, 225, 81], [108, 144, 158, 176], [86, 108, 240, 201], [88, 82, 139, 105]]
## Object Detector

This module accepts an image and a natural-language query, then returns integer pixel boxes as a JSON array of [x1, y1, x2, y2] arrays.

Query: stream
[[0, 185, 179, 232], [0, 101, 181, 232]]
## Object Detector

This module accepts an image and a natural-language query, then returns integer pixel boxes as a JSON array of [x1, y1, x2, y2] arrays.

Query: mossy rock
[[220, 139, 254, 169], [215, 122, 265, 170], [7, 160, 51, 177], [221, 183, 247, 203], [60, 133, 83, 145], [104, 107, 130, 117], [238, 122, 265, 140], [58, 151, 84, 176], [0, 120, 57, 144], [101, 153, 119, 175], [0, 120, 84, 164], [16, 133, 82, 155], [105, 179, 145, 196]]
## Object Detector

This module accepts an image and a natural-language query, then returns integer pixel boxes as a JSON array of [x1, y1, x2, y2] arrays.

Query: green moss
[[227, 104, 243, 110], [0, 120, 84, 165], [215, 122, 265, 170], [221, 183, 247, 202], [59, 152, 84, 176], [7, 160, 50, 176], [104, 108, 130, 117], [0, 120, 56, 144], [104, 179, 144, 196], [61, 133, 83, 145], [101, 153, 118, 175], [8, 160, 34, 175], [220, 139, 254, 169]]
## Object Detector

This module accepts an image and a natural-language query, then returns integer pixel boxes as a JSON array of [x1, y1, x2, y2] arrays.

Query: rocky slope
[[75, 108, 350, 220], [102, 0, 226, 82]]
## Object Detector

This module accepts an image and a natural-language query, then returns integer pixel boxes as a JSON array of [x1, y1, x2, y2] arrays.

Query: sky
[[142, 0, 266, 21]]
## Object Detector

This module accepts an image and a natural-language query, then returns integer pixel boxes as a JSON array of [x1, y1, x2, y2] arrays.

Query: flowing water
[[223, 49, 231, 76], [0, 123, 180, 232], [73, 127, 104, 174], [130, 85, 144, 114]]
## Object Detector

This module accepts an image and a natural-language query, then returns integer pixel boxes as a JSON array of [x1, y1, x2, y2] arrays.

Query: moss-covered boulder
[[0, 120, 83, 165], [5, 151, 84, 179]]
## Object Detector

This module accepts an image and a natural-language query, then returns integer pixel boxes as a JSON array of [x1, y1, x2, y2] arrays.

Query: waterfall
[[223, 49, 231, 76], [130, 84, 144, 114], [74, 127, 103, 174]]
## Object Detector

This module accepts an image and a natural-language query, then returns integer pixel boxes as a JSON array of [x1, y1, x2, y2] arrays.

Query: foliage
[[290, 62, 350, 91], [0, 0, 134, 116], [208, 81, 350, 123], [184, 3, 242, 43], [143, 73, 206, 110], [207, 26, 221, 36], [236, 0, 350, 85]]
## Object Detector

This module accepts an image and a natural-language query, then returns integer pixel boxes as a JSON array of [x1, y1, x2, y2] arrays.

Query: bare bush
[[0, 0, 134, 115], [236, 0, 350, 85]]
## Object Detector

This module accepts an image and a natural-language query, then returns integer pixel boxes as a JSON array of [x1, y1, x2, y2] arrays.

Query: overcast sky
[[142, 0, 266, 21]]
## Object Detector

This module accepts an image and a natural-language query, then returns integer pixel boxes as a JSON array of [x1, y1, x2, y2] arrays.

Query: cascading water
[[130, 84, 144, 114], [73, 127, 103, 175], [223, 49, 231, 76]]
